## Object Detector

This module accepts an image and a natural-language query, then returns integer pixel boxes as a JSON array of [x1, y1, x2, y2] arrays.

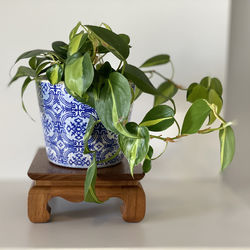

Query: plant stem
[[117, 60, 123, 71], [169, 98, 176, 114], [121, 61, 127, 74], [144, 70, 168, 81], [170, 60, 175, 80], [151, 142, 168, 160], [150, 135, 166, 142], [98, 53, 107, 63], [144, 70, 187, 90], [173, 117, 181, 135]]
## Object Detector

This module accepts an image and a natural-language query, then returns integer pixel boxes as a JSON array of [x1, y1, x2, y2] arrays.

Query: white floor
[[0, 179, 250, 249]]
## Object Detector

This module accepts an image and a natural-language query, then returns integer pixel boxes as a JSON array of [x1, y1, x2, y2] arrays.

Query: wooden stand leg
[[28, 183, 51, 223], [121, 183, 146, 222]]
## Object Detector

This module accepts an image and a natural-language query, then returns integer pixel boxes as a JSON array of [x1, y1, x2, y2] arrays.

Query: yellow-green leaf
[[68, 32, 88, 56], [208, 89, 223, 125], [119, 122, 149, 176], [181, 99, 211, 134], [95, 72, 137, 138], [84, 153, 103, 203], [140, 54, 170, 67], [154, 80, 178, 106], [69, 21, 81, 41], [219, 126, 235, 171], [46, 64, 63, 84], [65, 52, 94, 97]]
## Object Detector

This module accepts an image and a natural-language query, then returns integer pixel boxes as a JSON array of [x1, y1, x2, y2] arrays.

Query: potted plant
[[9, 22, 235, 203]]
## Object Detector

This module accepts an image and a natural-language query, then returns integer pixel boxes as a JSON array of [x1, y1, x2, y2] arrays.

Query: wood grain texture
[[28, 148, 144, 181], [27, 148, 146, 223]]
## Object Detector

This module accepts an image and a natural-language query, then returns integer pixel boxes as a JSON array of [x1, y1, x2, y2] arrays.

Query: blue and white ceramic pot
[[36, 81, 123, 169]]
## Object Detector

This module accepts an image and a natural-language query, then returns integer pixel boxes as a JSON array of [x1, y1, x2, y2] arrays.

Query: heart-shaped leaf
[[124, 64, 159, 95], [68, 32, 88, 56], [187, 84, 208, 103], [95, 72, 136, 138], [65, 52, 94, 97], [140, 105, 175, 131], [86, 25, 129, 60], [219, 126, 235, 171], [208, 89, 223, 125], [142, 146, 153, 173], [52, 41, 68, 59], [119, 122, 150, 176], [84, 153, 103, 203], [119, 33, 130, 45], [181, 99, 211, 134], [69, 21, 81, 41], [46, 64, 63, 84], [140, 54, 170, 67], [154, 80, 178, 106], [200, 76, 223, 96]]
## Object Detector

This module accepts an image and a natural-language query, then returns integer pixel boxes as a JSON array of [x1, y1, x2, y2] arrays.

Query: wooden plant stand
[[27, 148, 146, 223]]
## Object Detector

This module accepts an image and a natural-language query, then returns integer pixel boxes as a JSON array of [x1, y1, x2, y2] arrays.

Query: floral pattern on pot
[[36, 81, 123, 168]]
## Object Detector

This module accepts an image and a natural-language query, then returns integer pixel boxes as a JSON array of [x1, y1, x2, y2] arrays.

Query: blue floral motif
[[37, 81, 123, 168]]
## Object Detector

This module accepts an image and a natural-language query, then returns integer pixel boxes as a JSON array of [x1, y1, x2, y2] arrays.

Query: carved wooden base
[[27, 148, 146, 223]]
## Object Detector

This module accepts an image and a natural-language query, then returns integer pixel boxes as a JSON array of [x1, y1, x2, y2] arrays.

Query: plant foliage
[[9, 22, 235, 203]]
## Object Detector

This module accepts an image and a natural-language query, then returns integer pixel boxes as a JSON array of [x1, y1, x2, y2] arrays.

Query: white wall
[[223, 0, 250, 189], [0, 0, 230, 179]]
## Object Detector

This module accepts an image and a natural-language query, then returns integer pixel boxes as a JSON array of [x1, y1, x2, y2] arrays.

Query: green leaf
[[95, 72, 136, 138], [140, 54, 170, 67], [46, 64, 63, 84], [142, 146, 153, 173], [134, 86, 142, 100], [65, 52, 94, 97], [210, 78, 223, 96], [187, 84, 208, 103], [64, 84, 96, 108], [97, 45, 109, 54], [68, 32, 88, 56], [208, 89, 223, 125], [9, 66, 36, 86], [101, 22, 112, 30], [85, 25, 129, 60], [186, 83, 198, 99], [97, 61, 113, 78], [119, 122, 150, 176], [29, 57, 37, 70], [83, 115, 99, 154], [119, 33, 130, 45], [154, 80, 178, 106], [21, 77, 34, 120], [84, 153, 103, 203], [181, 99, 211, 134], [140, 105, 175, 131], [124, 64, 159, 95], [36, 61, 51, 75], [15, 49, 52, 63], [69, 21, 81, 41], [219, 126, 235, 171], [200, 76, 223, 96], [52, 41, 68, 59]]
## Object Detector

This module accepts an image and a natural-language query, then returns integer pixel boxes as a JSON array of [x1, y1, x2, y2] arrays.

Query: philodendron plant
[[9, 22, 235, 203]]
